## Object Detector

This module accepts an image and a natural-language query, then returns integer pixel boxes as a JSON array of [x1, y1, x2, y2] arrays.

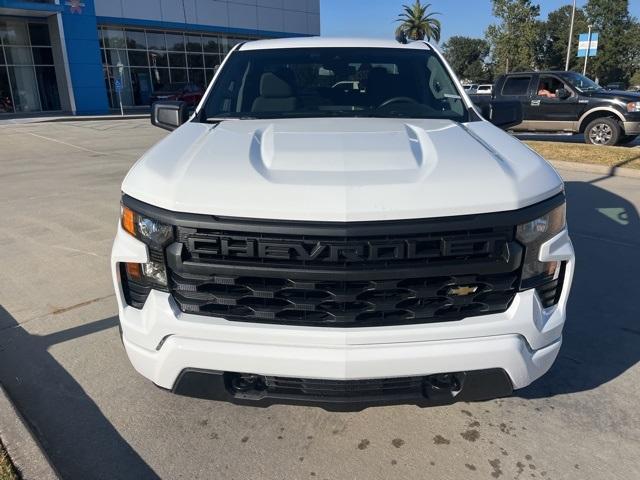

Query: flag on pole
[[577, 33, 598, 57]]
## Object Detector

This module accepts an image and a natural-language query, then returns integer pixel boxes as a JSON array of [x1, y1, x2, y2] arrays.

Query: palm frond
[[394, 0, 442, 42]]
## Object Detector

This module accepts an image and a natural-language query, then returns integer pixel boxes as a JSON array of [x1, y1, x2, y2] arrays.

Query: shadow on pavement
[[0, 306, 160, 480], [520, 179, 640, 398], [586, 151, 640, 181]]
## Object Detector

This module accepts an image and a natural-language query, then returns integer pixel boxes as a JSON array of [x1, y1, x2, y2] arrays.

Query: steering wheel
[[378, 96, 419, 108]]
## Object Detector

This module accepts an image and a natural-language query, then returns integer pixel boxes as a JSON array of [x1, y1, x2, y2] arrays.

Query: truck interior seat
[[252, 72, 297, 113]]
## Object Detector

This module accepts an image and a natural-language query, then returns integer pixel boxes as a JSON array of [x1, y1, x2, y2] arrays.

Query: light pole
[[565, 0, 577, 71], [117, 61, 124, 116], [583, 24, 593, 76]]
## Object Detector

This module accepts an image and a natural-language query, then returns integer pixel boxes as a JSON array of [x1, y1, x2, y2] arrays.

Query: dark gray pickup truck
[[470, 71, 640, 146]]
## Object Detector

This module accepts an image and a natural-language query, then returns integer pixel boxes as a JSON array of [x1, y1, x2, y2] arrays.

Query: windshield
[[201, 47, 468, 121], [562, 72, 602, 92]]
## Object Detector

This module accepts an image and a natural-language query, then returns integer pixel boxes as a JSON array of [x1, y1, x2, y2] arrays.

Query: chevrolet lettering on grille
[[187, 235, 502, 263]]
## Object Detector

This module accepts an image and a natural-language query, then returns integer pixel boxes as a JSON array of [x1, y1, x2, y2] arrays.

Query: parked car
[[463, 83, 479, 94], [149, 82, 205, 107], [604, 82, 627, 91], [112, 37, 574, 410], [470, 71, 640, 145], [475, 84, 493, 95]]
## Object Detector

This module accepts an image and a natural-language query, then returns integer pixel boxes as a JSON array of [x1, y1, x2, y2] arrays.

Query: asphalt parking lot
[[0, 119, 639, 480]]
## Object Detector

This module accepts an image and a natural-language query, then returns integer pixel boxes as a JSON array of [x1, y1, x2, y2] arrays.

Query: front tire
[[584, 117, 621, 146]]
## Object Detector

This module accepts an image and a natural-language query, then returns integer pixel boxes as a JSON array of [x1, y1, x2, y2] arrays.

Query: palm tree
[[395, 1, 442, 43]]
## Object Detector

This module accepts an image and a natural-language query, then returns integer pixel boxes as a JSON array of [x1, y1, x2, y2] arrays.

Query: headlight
[[516, 203, 566, 290], [121, 205, 173, 249], [627, 102, 640, 113], [120, 204, 173, 300]]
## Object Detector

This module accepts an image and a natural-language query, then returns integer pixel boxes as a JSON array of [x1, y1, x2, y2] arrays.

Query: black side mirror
[[151, 101, 190, 131], [556, 88, 571, 99], [481, 101, 523, 130]]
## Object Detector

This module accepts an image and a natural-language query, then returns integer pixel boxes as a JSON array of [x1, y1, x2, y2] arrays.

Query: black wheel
[[584, 117, 621, 146], [618, 135, 638, 145]]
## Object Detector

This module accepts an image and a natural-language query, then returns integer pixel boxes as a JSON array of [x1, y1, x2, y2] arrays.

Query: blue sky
[[320, 0, 640, 43]]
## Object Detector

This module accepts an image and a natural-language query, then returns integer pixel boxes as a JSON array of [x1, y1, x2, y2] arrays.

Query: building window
[[0, 19, 60, 114], [99, 26, 259, 108]]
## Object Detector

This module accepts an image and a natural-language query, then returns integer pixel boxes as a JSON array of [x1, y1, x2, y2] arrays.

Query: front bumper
[[111, 223, 574, 407], [170, 368, 515, 410]]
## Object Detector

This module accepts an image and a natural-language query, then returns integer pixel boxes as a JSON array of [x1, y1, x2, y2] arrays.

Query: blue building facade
[[0, 0, 320, 115]]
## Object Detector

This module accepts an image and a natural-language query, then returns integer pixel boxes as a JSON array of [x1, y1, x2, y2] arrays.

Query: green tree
[[486, 0, 542, 73], [584, 0, 637, 83], [633, 23, 640, 80], [395, 1, 442, 42], [539, 5, 589, 71], [442, 36, 491, 82]]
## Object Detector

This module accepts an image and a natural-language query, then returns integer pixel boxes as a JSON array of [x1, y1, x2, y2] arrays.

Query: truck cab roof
[[238, 36, 433, 51], [500, 71, 569, 76]]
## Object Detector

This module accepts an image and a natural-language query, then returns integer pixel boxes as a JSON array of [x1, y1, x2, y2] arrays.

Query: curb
[[0, 114, 148, 125], [549, 159, 640, 179], [0, 384, 59, 480], [47, 114, 149, 122]]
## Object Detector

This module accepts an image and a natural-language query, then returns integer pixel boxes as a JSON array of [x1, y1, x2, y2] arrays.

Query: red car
[[149, 82, 204, 107]]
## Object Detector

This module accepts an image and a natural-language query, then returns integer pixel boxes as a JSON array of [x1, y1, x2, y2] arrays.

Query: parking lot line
[[26, 132, 106, 156]]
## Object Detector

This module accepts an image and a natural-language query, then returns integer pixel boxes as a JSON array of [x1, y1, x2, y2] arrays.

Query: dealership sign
[[65, 0, 85, 14], [577, 33, 598, 57]]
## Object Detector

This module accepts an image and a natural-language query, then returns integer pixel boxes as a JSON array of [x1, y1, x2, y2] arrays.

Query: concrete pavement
[[0, 120, 638, 480], [0, 384, 59, 480]]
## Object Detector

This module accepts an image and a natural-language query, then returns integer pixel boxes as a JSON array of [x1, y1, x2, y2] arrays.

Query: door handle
[[531, 100, 541, 107]]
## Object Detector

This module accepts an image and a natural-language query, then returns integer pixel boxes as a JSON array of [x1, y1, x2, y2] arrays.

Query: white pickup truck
[[111, 37, 574, 410]]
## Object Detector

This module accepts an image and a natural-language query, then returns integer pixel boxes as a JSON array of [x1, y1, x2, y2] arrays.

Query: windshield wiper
[[205, 111, 446, 121], [204, 115, 258, 122], [357, 111, 443, 119]]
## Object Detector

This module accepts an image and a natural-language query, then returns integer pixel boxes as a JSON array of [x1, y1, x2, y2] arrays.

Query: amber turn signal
[[125, 262, 142, 281], [121, 205, 136, 236]]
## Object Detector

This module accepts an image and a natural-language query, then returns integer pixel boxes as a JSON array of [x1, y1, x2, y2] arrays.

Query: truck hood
[[586, 89, 640, 101], [122, 118, 563, 221]]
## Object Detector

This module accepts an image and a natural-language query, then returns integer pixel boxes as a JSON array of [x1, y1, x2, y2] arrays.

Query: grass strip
[[525, 141, 640, 170], [0, 442, 18, 480]]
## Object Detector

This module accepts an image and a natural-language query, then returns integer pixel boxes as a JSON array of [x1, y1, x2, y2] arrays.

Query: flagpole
[[565, 0, 577, 70], [583, 25, 592, 76]]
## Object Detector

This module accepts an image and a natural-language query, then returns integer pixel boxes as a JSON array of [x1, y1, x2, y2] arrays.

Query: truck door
[[497, 74, 534, 131], [525, 74, 580, 132]]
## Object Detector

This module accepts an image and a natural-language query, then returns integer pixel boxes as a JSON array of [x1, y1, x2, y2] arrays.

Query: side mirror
[[151, 101, 190, 131], [556, 88, 571, 99], [481, 101, 523, 130]]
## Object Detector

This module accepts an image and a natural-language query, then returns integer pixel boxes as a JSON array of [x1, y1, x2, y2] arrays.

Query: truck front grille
[[169, 270, 518, 327], [160, 213, 525, 327]]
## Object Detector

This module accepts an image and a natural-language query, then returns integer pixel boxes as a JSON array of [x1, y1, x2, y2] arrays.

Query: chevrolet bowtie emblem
[[448, 285, 479, 296]]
